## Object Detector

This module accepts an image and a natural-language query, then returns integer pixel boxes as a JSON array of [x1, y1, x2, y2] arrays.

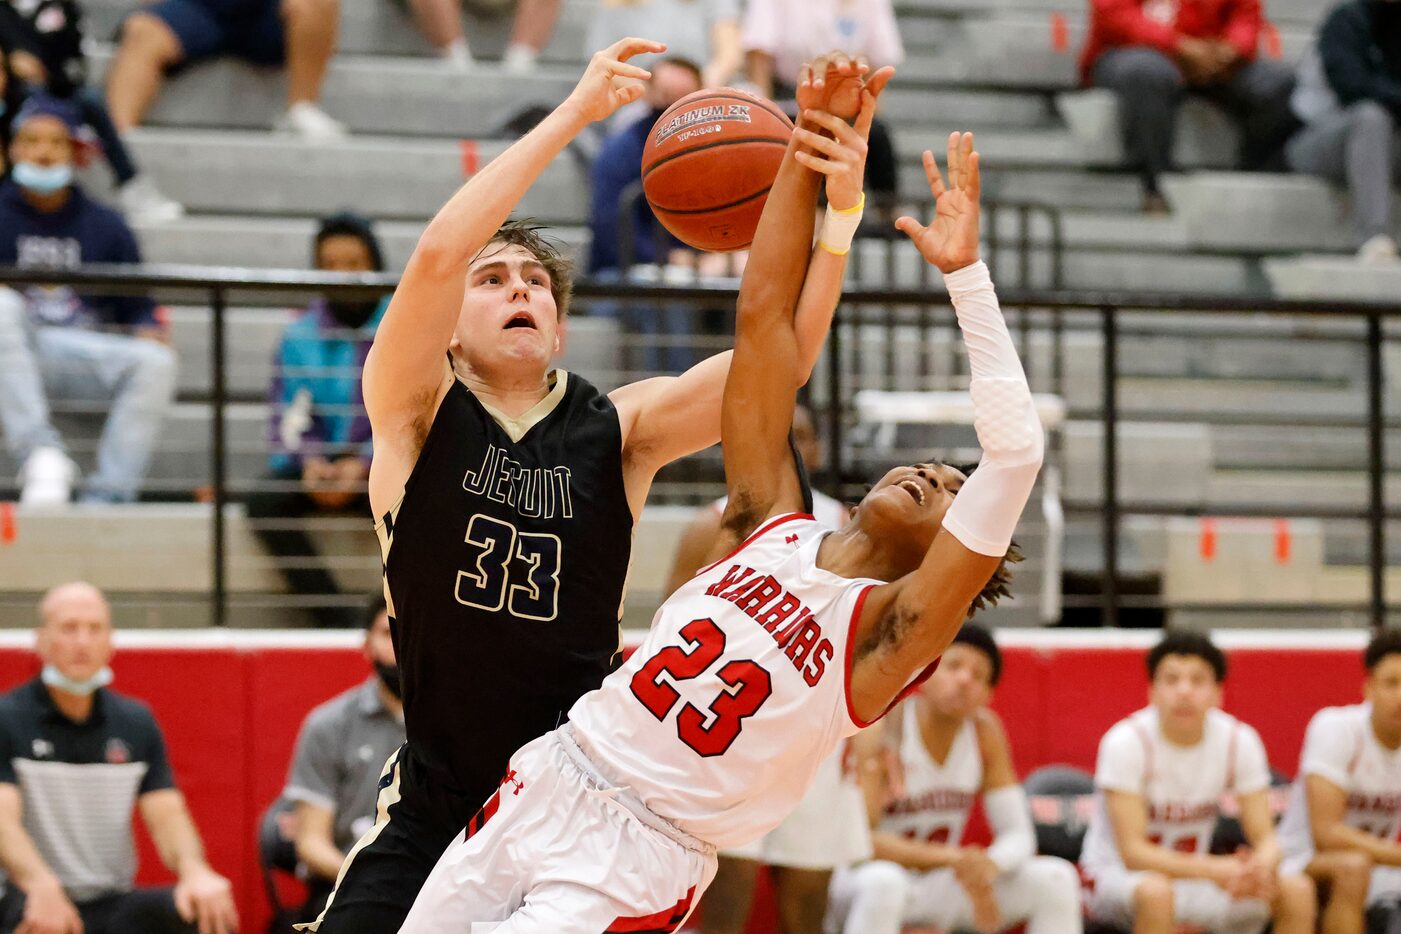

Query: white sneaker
[[441, 38, 473, 72], [502, 43, 538, 75], [1358, 234, 1400, 265], [276, 103, 349, 142], [118, 175, 185, 225], [19, 447, 77, 507]]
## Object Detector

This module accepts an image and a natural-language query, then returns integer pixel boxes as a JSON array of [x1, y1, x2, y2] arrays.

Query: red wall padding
[[0, 638, 1365, 933]]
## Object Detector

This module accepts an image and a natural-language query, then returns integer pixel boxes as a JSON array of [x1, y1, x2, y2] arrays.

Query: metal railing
[[0, 264, 1398, 629]]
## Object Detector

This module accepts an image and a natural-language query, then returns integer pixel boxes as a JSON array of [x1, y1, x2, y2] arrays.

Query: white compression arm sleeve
[[983, 784, 1036, 873], [939, 261, 1045, 557]]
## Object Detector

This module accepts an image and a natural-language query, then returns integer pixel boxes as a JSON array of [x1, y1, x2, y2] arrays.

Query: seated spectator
[[246, 212, 386, 627], [284, 594, 406, 924], [1079, 630, 1316, 934], [0, 95, 175, 506], [1276, 627, 1401, 930], [1286, 0, 1401, 264], [0, 0, 184, 223], [1080, 0, 1298, 214], [586, 57, 714, 374], [741, 0, 902, 202], [0, 582, 238, 934], [402, 0, 562, 73], [105, 0, 345, 141], [829, 624, 1084, 934], [587, 0, 743, 88]]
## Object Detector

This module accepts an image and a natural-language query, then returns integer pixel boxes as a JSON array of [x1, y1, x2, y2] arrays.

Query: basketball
[[641, 88, 794, 253]]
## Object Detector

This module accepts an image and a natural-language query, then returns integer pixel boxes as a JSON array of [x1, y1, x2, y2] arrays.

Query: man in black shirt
[[0, 582, 238, 934], [1288, 0, 1401, 262]]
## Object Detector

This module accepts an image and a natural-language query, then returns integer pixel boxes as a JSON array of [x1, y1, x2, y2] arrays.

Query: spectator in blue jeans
[[105, 0, 345, 140], [587, 56, 708, 375], [1287, 0, 1401, 264], [246, 212, 387, 627], [0, 94, 175, 506], [0, 0, 184, 223]]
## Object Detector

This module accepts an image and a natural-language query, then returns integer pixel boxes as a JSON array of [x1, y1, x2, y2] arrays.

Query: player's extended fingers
[[894, 215, 927, 242], [864, 65, 896, 101], [801, 109, 863, 148], [793, 125, 851, 160], [965, 150, 981, 203], [923, 149, 947, 198], [615, 82, 646, 106], [958, 132, 975, 190], [605, 59, 653, 81], [853, 90, 877, 140], [798, 61, 814, 90], [607, 36, 666, 62], [946, 131, 962, 191], [793, 149, 840, 175], [806, 54, 831, 86]]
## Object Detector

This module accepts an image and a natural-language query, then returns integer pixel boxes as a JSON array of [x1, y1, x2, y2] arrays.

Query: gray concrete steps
[[1207, 469, 1401, 511], [897, 0, 1323, 29], [113, 129, 588, 223], [1267, 256, 1401, 301], [1211, 424, 1401, 472], [1103, 376, 1362, 422]]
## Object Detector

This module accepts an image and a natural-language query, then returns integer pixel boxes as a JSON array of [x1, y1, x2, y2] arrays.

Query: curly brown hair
[[950, 461, 1022, 619], [480, 219, 575, 319]]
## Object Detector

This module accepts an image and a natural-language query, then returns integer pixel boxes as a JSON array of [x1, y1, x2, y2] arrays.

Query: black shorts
[[142, 0, 285, 67], [299, 743, 482, 934]]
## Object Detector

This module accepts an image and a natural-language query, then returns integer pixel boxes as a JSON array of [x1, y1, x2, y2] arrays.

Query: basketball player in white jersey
[[1080, 630, 1316, 934], [398, 60, 1047, 932], [665, 406, 872, 934], [828, 623, 1082, 934], [1277, 628, 1401, 934]]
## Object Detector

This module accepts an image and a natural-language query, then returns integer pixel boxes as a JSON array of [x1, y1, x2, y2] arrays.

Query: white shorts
[[1084, 868, 1270, 934], [828, 856, 1083, 934], [400, 726, 718, 934], [722, 748, 871, 870]]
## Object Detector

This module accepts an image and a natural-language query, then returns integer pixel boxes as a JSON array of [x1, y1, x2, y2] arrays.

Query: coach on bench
[[0, 582, 238, 934]]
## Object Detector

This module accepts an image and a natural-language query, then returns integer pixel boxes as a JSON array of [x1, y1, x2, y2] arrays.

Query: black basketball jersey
[[375, 369, 633, 802]]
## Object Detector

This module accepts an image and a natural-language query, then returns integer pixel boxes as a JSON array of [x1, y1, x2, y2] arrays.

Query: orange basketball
[[641, 88, 794, 253]]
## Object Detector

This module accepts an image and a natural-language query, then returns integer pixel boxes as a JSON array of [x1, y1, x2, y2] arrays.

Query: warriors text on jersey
[[375, 370, 633, 802], [1080, 707, 1270, 879], [1279, 703, 1401, 863], [879, 701, 981, 847], [569, 513, 935, 849]]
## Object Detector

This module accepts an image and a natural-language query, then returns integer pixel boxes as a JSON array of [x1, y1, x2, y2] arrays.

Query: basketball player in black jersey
[[301, 41, 885, 934]]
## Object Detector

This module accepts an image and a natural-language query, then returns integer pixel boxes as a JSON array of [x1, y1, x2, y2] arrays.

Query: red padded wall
[[0, 630, 1369, 933]]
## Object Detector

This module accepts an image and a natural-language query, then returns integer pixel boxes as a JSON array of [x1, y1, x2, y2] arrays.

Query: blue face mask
[[41, 663, 113, 696], [13, 161, 73, 195]]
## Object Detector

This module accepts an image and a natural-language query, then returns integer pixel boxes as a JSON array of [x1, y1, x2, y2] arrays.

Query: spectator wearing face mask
[[245, 212, 387, 628], [0, 582, 238, 934], [0, 93, 175, 506], [282, 594, 406, 924]]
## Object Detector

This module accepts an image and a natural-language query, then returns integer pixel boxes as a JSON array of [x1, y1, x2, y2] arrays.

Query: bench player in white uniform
[[398, 55, 1048, 933], [664, 405, 872, 934], [1080, 630, 1316, 934], [1277, 628, 1401, 934], [828, 623, 1082, 934]]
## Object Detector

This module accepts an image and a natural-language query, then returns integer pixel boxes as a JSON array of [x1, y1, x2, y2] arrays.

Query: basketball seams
[[641, 137, 790, 181], [651, 185, 772, 217]]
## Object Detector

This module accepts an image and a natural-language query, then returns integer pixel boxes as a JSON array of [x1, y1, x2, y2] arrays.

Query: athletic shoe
[[19, 447, 76, 507], [118, 175, 185, 225], [502, 43, 539, 75], [1358, 234, 1400, 265], [276, 103, 349, 142]]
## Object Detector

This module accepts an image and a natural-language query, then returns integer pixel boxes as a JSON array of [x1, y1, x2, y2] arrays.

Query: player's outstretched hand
[[896, 132, 982, 275], [567, 37, 667, 124], [793, 97, 872, 212], [796, 52, 867, 121]]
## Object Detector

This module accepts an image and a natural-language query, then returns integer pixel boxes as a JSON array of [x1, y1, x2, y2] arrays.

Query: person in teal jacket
[[248, 212, 387, 627]]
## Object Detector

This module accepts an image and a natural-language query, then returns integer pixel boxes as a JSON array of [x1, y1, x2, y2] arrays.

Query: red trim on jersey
[[606, 887, 696, 933], [846, 583, 905, 729], [463, 788, 501, 842], [696, 513, 814, 578]]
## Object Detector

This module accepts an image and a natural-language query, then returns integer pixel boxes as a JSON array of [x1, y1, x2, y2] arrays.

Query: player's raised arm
[[610, 62, 891, 513], [362, 38, 664, 434], [851, 135, 1045, 719]]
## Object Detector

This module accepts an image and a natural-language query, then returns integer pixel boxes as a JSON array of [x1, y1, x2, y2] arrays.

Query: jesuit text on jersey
[[463, 444, 575, 520]]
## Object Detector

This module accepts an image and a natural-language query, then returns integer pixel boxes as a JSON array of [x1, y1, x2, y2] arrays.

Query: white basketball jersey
[[1278, 704, 1401, 861], [1080, 707, 1271, 878], [878, 701, 981, 846], [569, 513, 908, 849]]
